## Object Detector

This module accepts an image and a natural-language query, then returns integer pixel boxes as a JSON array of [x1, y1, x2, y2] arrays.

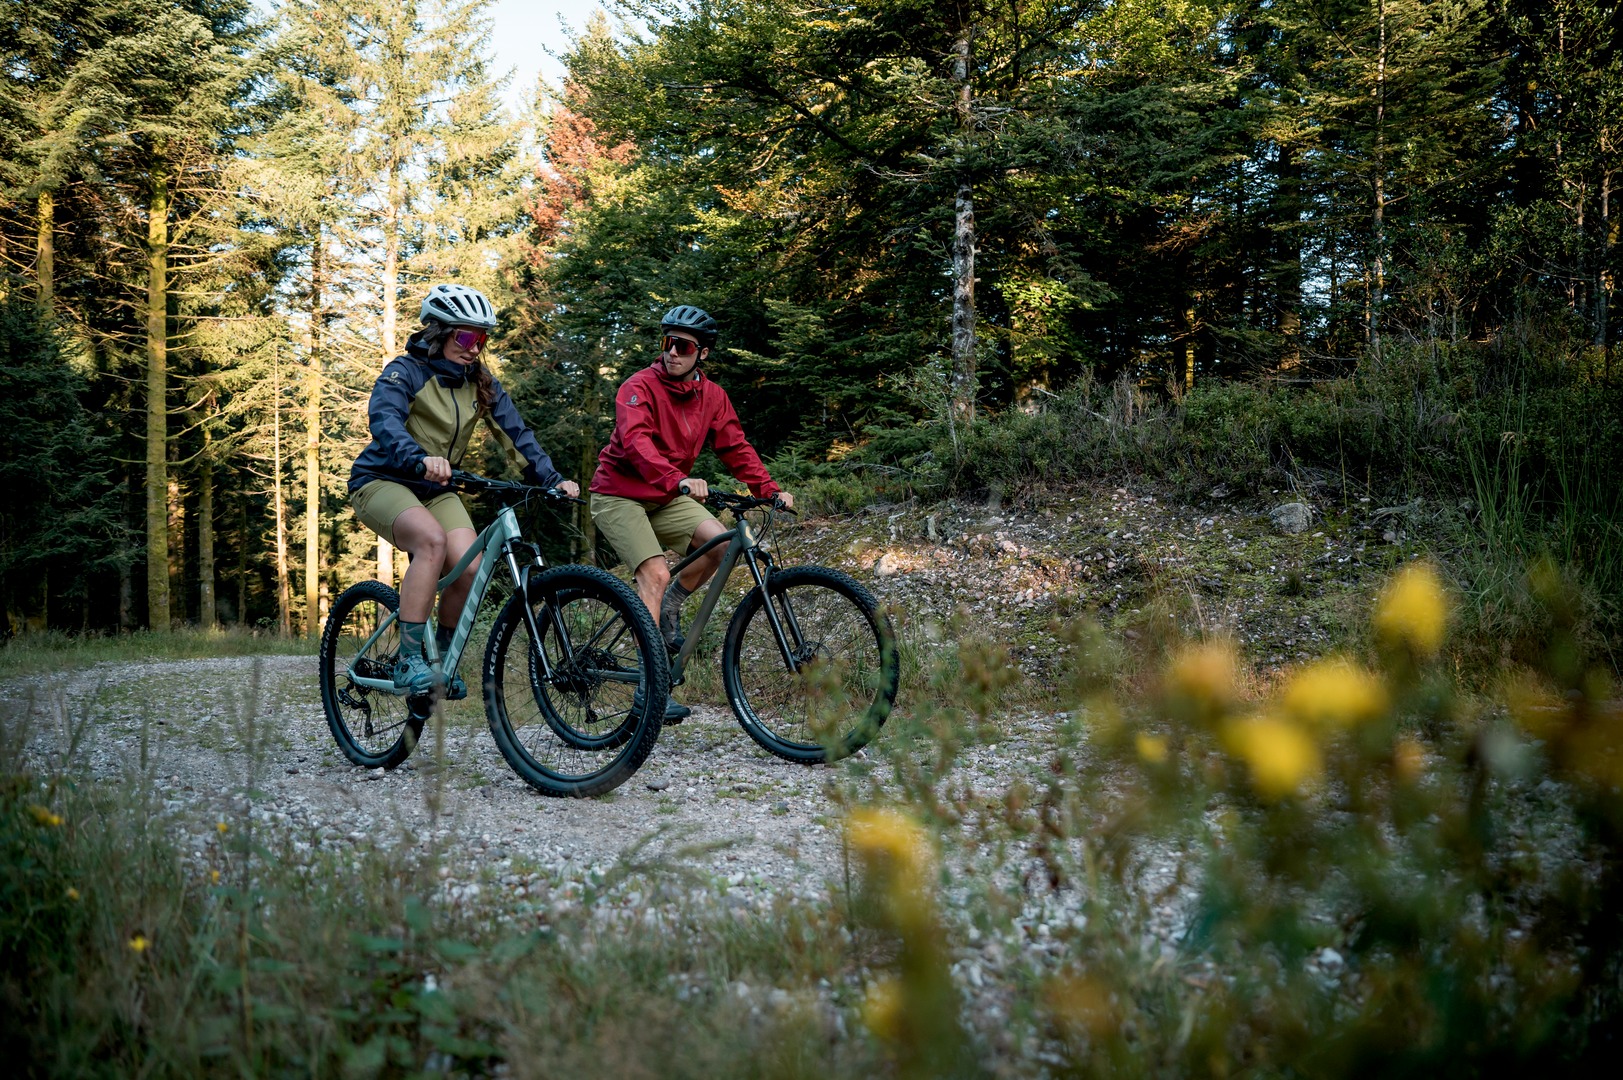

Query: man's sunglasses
[[662, 335, 701, 357], [450, 328, 488, 350]]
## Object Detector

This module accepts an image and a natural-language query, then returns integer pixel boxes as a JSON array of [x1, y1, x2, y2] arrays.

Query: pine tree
[[0, 296, 131, 631]]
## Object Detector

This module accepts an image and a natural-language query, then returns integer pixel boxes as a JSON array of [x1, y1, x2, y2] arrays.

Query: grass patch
[[0, 627, 316, 679]]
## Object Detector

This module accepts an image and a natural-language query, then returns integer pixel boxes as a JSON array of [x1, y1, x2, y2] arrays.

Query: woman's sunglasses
[[662, 335, 701, 357], [450, 328, 488, 350]]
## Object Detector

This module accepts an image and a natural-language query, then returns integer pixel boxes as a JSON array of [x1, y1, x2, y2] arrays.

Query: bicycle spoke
[[485, 567, 668, 796], [723, 567, 899, 763], [320, 581, 424, 769]]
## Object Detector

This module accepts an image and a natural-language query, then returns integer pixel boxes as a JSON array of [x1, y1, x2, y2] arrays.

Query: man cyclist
[[349, 283, 580, 699], [589, 304, 794, 722]]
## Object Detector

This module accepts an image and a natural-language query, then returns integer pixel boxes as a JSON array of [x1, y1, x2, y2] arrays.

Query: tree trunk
[[383, 163, 401, 364], [376, 160, 405, 588], [168, 446, 185, 623], [273, 348, 292, 636], [120, 468, 136, 629], [304, 236, 324, 636], [1276, 144, 1302, 369], [237, 493, 248, 627], [1369, 0, 1387, 352], [579, 362, 599, 564], [949, 24, 977, 426], [36, 190, 54, 308], [199, 433, 216, 630], [146, 166, 171, 630], [1179, 302, 1197, 394], [1598, 168, 1613, 362]]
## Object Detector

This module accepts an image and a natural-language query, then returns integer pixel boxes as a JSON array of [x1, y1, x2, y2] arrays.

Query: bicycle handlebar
[[679, 485, 797, 516], [449, 469, 583, 505]]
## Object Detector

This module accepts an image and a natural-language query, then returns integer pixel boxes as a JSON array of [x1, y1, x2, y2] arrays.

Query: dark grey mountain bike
[[318, 472, 670, 797], [667, 489, 900, 763]]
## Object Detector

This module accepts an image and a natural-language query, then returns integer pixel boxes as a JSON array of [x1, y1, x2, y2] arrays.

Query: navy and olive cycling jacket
[[347, 341, 564, 499]]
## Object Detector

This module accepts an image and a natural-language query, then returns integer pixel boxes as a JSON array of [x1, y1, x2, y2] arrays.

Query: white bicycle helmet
[[420, 283, 497, 331]]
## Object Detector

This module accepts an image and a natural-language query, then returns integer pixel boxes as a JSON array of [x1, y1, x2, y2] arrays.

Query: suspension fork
[[741, 546, 805, 672], [508, 544, 558, 680]]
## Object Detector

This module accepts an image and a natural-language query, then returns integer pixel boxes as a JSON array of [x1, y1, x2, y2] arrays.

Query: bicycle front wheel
[[722, 566, 900, 763], [319, 580, 425, 769], [484, 565, 669, 797]]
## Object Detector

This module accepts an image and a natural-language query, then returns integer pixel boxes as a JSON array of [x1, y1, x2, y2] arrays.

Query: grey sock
[[435, 623, 454, 657], [399, 620, 427, 659], [660, 580, 692, 644]]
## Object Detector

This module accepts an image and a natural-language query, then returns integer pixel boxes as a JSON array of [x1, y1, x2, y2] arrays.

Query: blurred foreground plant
[[846, 806, 972, 1079], [1018, 559, 1623, 1074]]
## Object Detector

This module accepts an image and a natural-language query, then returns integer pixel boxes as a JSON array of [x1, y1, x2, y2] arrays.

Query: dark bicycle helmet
[[421, 283, 497, 331], [660, 304, 719, 349]]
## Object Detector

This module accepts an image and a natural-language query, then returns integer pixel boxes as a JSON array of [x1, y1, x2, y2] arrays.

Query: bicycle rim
[[319, 580, 423, 769], [723, 566, 899, 763], [484, 566, 668, 796]]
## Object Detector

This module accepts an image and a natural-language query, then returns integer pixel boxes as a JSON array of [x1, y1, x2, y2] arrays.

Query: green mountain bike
[[318, 472, 670, 797]]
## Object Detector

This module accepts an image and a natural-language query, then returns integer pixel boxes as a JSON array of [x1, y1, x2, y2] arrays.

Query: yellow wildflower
[[1165, 640, 1239, 717], [1281, 658, 1389, 728], [1373, 563, 1448, 659], [862, 978, 904, 1041], [847, 807, 936, 931], [28, 805, 63, 827], [847, 807, 932, 876], [1135, 732, 1169, 764], [1394, 738, 1426, 783], [65, 887, 81, 901], [216, 821, 229, 834], [129, 934, 149, 954], [1046, 975, 1117, 1037], [210, 870, 221, 885], [1224, 714, 1322, 800]]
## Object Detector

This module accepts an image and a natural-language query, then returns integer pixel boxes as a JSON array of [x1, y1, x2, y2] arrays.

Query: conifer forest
[[1, 0, 1618, 637]]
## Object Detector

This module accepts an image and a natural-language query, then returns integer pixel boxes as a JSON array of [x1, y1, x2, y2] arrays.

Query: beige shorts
[[351, 481, 473, 545], [590, 493, 716, 571]]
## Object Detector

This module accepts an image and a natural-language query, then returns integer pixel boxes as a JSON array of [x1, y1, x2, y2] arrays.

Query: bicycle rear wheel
[[484, 565, 668, 797], [722, 566, 899, 763], [319, 580, 426, 769]]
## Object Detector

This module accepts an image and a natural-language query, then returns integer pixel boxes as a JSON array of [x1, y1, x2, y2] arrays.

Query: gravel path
[[6, 654, 874, 906]]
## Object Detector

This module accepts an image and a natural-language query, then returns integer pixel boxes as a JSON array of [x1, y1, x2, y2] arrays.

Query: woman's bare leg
[[390, 508, 447, 623]]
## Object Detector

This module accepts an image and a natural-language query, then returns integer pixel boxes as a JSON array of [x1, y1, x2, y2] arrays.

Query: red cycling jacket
[[591, 362, 779, 504]]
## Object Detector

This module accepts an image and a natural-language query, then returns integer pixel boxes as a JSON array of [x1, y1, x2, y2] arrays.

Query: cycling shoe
[[391, 652, 436, 696]]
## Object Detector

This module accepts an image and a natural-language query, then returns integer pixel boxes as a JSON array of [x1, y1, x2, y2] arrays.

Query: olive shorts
[[351, 480, 474, 546], [590, 492, 716, 571]]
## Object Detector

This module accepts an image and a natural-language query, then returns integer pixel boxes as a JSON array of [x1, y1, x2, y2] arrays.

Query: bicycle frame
[[343, 501, 547, 693], [666, 509, 803, 682]]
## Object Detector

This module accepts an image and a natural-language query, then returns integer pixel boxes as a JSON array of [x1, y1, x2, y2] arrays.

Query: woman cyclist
[[348, 283, 580, 698]]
